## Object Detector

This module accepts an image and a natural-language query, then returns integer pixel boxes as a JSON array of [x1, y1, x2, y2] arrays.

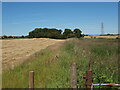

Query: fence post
[[85, 69, 92, 90], [29, 71, 34, 90], [85, 61, 93, 90], [70, 62, 77, 88]]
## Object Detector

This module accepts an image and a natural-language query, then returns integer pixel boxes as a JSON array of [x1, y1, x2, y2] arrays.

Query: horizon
[[2, 2, 118, 36]]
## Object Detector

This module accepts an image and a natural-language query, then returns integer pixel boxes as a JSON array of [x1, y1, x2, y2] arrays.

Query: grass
[[2, 38, 119, 88], [91, 44, 118, 88]]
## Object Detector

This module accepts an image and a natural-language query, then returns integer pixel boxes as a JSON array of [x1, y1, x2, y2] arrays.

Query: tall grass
[[91, 44, 118, 86], [2, 39, 119, 88]]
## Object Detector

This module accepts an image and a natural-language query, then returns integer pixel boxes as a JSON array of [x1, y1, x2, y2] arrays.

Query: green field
[[2, 38, 119, 88]]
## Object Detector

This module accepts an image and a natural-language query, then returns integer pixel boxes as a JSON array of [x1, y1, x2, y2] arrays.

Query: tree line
[[1, 35, 26, 39], [1, 28, 83, 39], [29, 28, 83, 39]]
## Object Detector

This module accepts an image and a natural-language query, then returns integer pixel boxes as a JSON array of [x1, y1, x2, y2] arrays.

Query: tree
[[8, 36, 13, 38], [28, 28, 63, 39], [2, 35, 8, 39], [21, 35, 25, 38], [73, 28, 82, 38], [28, 27, 83, 39], [63, 29, 74, 38]]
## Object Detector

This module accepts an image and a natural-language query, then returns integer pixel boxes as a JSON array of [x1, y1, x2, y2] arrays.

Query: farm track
[[2, 38, 65, 70]]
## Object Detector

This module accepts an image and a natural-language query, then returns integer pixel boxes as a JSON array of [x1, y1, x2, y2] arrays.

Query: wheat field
[[2, 38, 65, 70]]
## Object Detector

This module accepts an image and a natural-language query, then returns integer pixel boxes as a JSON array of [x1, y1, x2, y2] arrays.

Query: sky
[[1, 0, 120, 2], [2, 2, 118, 36]]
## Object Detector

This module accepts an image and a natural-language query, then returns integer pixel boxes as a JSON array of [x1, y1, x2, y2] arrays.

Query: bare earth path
[[2, 38, 65, 70]]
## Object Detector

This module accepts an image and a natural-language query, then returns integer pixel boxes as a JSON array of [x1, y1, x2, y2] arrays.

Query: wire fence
[[92, 83, 120, 86]]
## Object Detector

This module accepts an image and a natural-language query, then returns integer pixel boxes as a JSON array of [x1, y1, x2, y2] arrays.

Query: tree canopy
[[28, 28, 82, 39], [73, 28, 82, 38], [29, 28, 63, 39]]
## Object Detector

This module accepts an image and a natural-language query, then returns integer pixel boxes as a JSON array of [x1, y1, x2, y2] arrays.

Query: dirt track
[[2, 38, 65, 70]]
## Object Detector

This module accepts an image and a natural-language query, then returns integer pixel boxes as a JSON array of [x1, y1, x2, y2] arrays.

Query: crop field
[[84, 35, 119, 39], [2, 38, 119, 88], [2, 38, 65, 70]]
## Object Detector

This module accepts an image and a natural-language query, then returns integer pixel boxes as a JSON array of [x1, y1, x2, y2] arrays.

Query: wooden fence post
[[29, 71, 34, 90], [85, 61, 93, 90], [70, 62, 77, 88], [85, 69, 92, 90]]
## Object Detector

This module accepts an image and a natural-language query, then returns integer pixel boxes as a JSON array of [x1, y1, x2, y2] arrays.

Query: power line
[[101, 22, 104, 35]]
